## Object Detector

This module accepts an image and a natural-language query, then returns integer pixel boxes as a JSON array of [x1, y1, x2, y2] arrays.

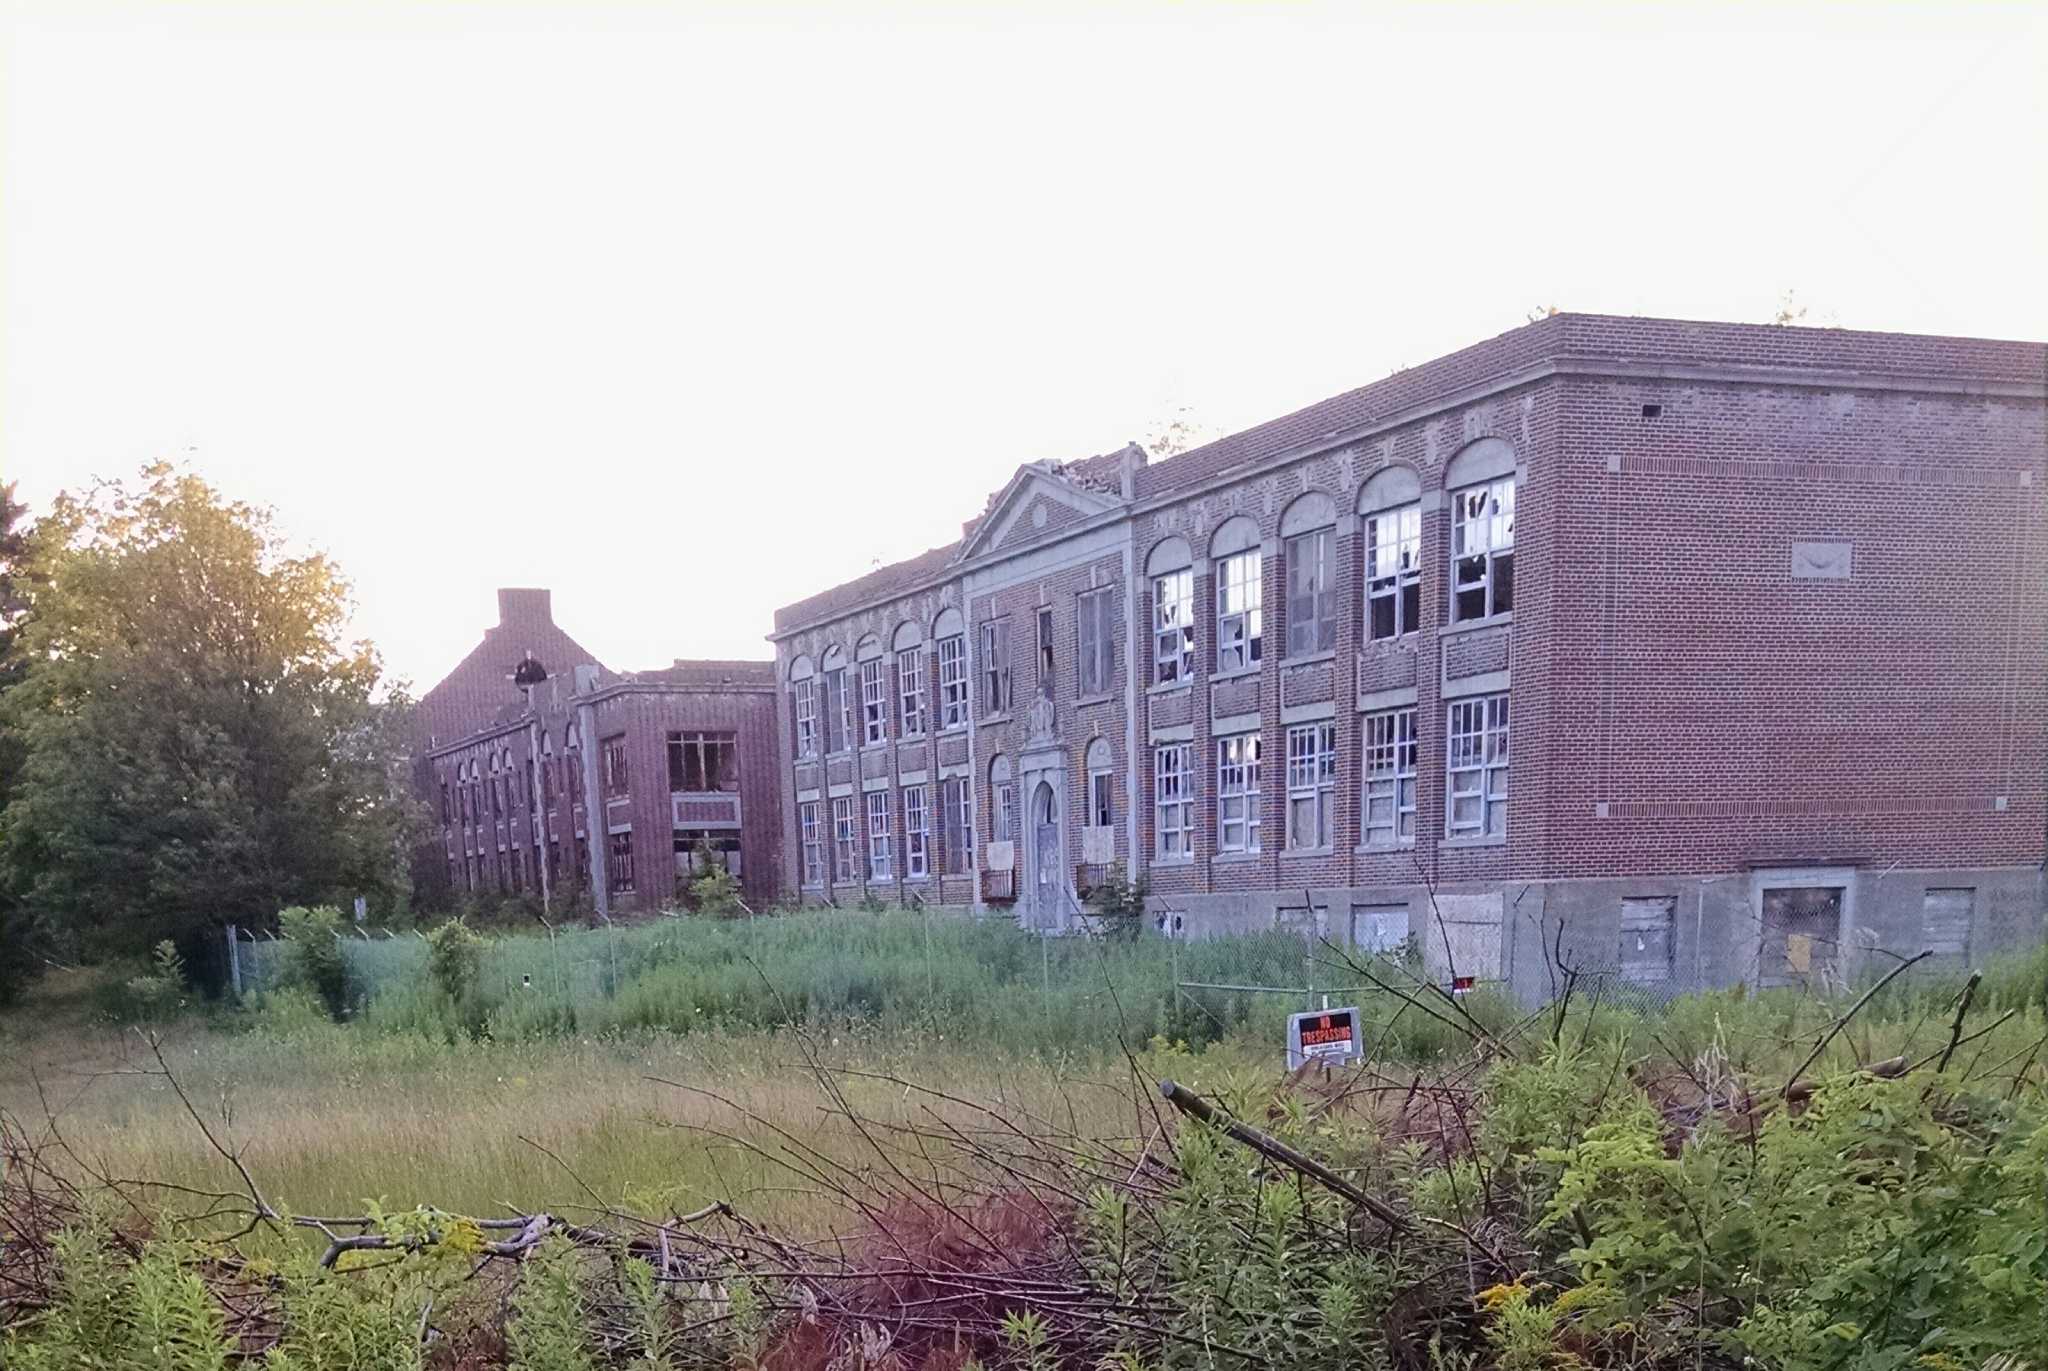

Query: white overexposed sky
[[4, 0, 2044, 692]]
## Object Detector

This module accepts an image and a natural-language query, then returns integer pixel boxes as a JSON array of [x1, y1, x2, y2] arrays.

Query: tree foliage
[[0, 464, 418, 970], [0, 481, 37, 1004]]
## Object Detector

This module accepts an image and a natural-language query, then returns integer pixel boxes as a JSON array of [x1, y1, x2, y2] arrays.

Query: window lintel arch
[[1279, 491, 1337, 538], [1358, 464, 1422, 514], [855, 633, 883, 662], [933, 606, 965, 639], [1146, 535, 1192, 577], [787, 653, 816, 682], [1085, 736, 1114, 770], [1444, 436, 1517, 489], [891, 621, 923, 653], [1209, 514, 1261, 559]]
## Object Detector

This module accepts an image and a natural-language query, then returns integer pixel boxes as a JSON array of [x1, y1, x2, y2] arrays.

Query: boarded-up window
[[1760, 886, 1842, 987], [1921, 888, 1973, 961], [1351, 904, 1409, 956], [1423, 893, 1502, 987], [1619, 897, 1676, 984], [1276, 905, 1327, 941]]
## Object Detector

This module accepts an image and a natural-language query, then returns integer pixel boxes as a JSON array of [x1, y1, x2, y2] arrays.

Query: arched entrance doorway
[[1032, 781, 1061, 923]]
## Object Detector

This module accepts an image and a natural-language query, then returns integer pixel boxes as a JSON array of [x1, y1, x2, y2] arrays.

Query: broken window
[[937, 636, 968, 728], [1363, 708, 1418, 845], [1217, 733, 1262, 853], [1286, 722, 1337, 849], [980, 619, 1011, 715], [1154, 743, 1193, 858], [601, 736, 630, 798], [1077, 587, 1115, 696], [830, 796, 858, 883], [990, 754, 1016, 845], [1087, 737, 1115, 829], [903, 784, 930, 879], [607, 829, 635, 895], [860, 660, 887, 745], [799, 801, 823, 885], [942, 777, 975, 876], [1451, 476, 1515, 623], [1153, 571, 1195, 684], [667, 731, 738, 793], [898, 648, 926, 736], [1760, 886, 1843, 987], [794, 679, 818, 758], [1367, 504, 1422, 640], [1445, 695, 1508, 838], [675, 830, 742, 880], [1285, 529, 1337, 656], [866, 790, 893, 881], [1037, 606, 1055, 687], [1619, 897, 1676, 985], [1215, 551, 1263, 672]]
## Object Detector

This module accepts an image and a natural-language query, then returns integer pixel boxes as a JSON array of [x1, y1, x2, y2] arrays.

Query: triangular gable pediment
[[955, 465, 1123, 564]]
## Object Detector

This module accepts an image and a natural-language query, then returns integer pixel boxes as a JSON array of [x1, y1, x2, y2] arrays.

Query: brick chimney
[[496, 588, 553, 626]]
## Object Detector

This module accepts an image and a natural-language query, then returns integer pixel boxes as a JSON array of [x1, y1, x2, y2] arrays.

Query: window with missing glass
[[1154, 743, 1192, 858], [1446, 695, 1508, 838], [1451, 476, 1515, 622], [667, 731, 738, 792], [898, 648, 926, 736], [1154, 570, 1195, 684], [866, 790, 892, 881], [1362, 708, 1417, 846], [799, 802, 823, 885], [1367, 504, 1421, 640], [1285, 529, 1336, 656], [1217, 733, 1262, 853], [831, 796, 858, 882], [938, 636, 968, 728], [1077, 587, 1115, 696], [1215, 552, 1263, 672], [903, 785, 930, 879], [1286, 722, 1337, 849]]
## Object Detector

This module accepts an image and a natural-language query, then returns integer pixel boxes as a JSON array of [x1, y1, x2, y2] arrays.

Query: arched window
[[1147, 536, 1196, 685], [1444, 439, 1516, 623], [933, 607, 969, 728], [989, 754, 1015, 845], [788, 654, 818, 759], [1360, 466, 1422, 641], [892, 623, 927, 737], [1209, 516, 1263, 672], [1279, 493, 1337, 657], [819, 646, 851, 754], [1085, 737, 1115, 829]]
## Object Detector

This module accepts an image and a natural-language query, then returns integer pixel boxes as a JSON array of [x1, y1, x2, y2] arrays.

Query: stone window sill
[[1074, 692, 1116, 708], [1439, 612, 1512, 638], [1148, 679, 1194, 698], [1440, 833, 1507, 849], [1283, 650, 1337, 668], [1360, 634, 1421, 652], [1214, 850, 1263, 864], [1150, 856, 1196, 869], [1355, 842, 1418, 856], [860, 741, 889, 754], [981, 712, 1012, 726], [1210, 664, 1262, 685], [1282, 845, 1335, 858]]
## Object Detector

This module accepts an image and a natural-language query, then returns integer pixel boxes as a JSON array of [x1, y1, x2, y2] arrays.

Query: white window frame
[[1286, 722, 1337, 850], [1216, 732, 1262, 853], [1077, 586, 1115, 696], [1215, 551, 1263, 673], [938, 635, 969, 728], [1451, 476, 1515, 623], [823, 668, 851, 754], [1090, 767, 1113, 829], [799, 800, 823, 885], [859, 659, 887, 745], [980, 619, 1011, 716], [1366, 504, 1422, 641], [1154, 742, 1193, 859], [942, 776, 975, 876], [994, 780, 1016, 845], [1362, 708, 1417, 847], [831, 796, 859, 881], [1285, 529, 1336, 657], [903, 784, 930, 879], [866, 789, 893, 881], [898, 648, 926, 737], [1154, 570, 1195, 684], [1446, 694, 1509, 838]]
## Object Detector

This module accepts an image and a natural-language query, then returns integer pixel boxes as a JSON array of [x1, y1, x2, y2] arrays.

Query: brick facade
[[416, 590, 781, 915], [770, 314, 2048, 997]]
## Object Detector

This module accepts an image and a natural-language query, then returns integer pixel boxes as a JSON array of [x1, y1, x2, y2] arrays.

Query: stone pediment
[[954, 464, 1124, 565]]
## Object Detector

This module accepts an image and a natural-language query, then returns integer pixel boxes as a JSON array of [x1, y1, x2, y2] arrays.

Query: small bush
[[276, 905, 351, 1021]]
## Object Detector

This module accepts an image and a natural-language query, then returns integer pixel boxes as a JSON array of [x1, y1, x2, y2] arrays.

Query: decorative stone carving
[[1027, 689, 1057, 746]]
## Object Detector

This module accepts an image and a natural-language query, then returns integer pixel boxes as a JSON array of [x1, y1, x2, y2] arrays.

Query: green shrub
[[277, 905, 351, 1020]]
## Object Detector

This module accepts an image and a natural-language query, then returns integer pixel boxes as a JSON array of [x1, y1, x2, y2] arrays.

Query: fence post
[[225, 923, 242, 999]]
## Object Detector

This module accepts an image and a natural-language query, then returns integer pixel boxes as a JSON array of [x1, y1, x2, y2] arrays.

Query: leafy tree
[[0, 464, 419, 974], [0, 481, 36, 1004]]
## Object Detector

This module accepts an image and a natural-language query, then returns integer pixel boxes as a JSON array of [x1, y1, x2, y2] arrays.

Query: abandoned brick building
[[416, 589, 782, 914], [768, 313, 2048, 1000]]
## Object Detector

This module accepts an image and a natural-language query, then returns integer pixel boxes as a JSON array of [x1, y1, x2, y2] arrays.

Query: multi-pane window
[[1285, 530, 1336, 657], [1367, 505, 1422, 640], [823, 668, 851, 753], [1286, 722, 1337, 850], [1037, 606, 1055, 685], [794, 678, 818, 757], [1215, 552, 1263, 672], [942, 777, 975, 876], [602, 737, 630, 797], [668, 731, 738, 792], [903, 785, 930, 879], [607, 830, 635, 895], [898, 648, 927, 736], [831, 796, 859, 881], [866, 790, 893, 881], [1076, 587, 1115, 696], [1154, 743, 1193, 858], [994, 779, 1017, 844], [1362, 708, 1417, 846], [799, 801, 823, 885], [1090, 769, 1113, 829], [1154, 571, 1195, 684], [860, 660, 887, 745], [980, 620, 1012, 715], [1451, 476, 1515, 622], [938, 636, 969, 728], [1216, 733, 1262, 853], [1446, 695, 1509, 838]]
